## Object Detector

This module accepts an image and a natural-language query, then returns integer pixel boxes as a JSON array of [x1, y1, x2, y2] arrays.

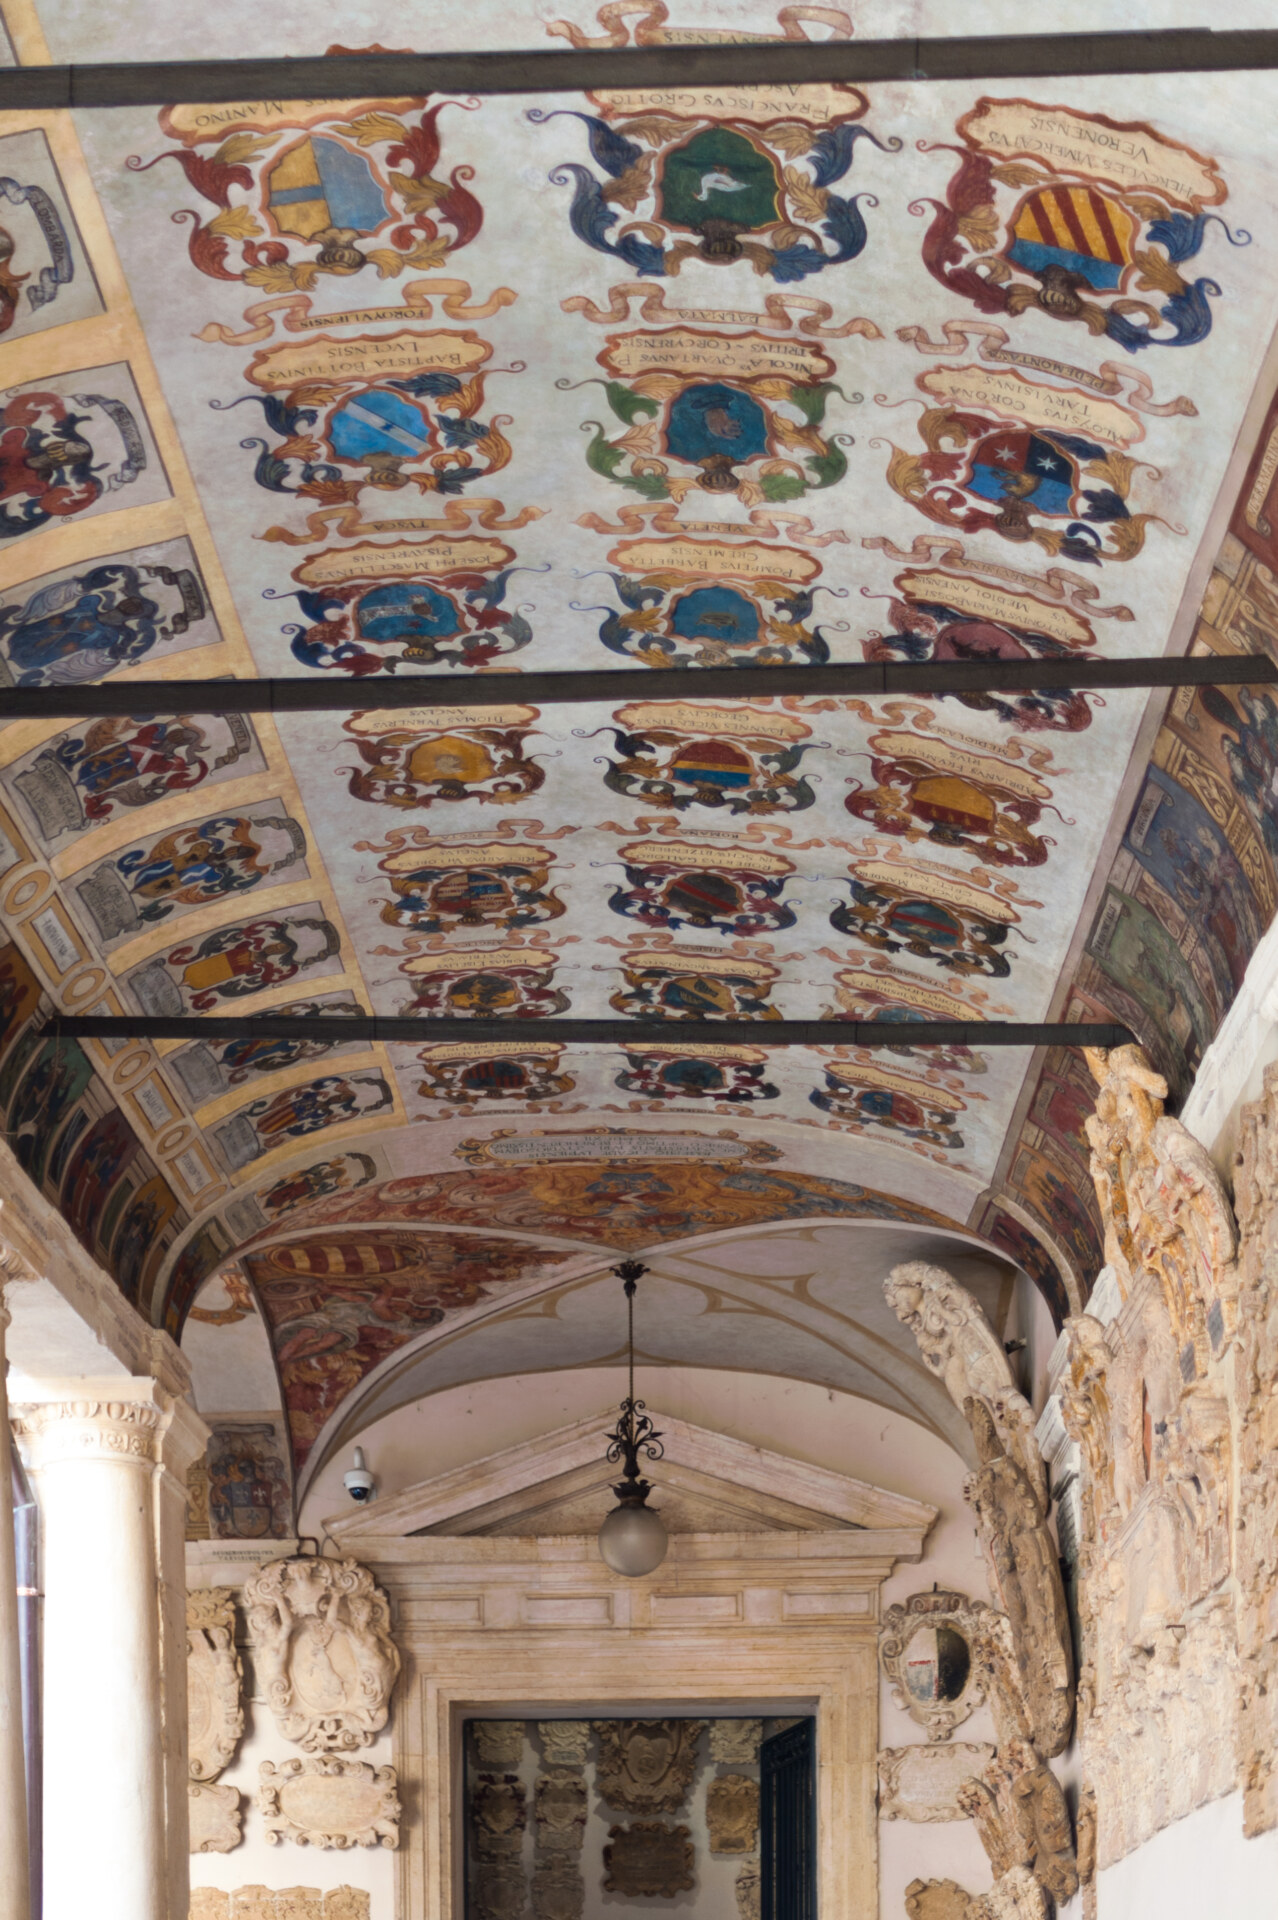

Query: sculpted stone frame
[[879, 1591, 994, 1743], [243, 1554, 401, 1753]]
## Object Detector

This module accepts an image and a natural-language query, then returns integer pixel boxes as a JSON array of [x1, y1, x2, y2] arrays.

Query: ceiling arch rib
[[1, 3, 1278, 1438]]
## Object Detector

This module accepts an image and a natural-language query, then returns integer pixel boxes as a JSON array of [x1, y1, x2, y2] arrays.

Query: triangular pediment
[[327, 1411, 937, 1547]]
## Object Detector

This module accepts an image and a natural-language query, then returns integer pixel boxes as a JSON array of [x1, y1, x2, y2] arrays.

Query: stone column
[[13, 1381, 206, 1920], [0, 1297, 31, 1920]]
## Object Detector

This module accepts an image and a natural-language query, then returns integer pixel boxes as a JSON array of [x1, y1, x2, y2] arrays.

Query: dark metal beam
[[3, 655, 1272, 721], [40, 1014, 1133, 1049], [0, 31, 1276, 111]]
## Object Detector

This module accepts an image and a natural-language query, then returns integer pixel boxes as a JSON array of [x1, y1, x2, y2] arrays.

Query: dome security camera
[[343, 1446, 376, 1504]]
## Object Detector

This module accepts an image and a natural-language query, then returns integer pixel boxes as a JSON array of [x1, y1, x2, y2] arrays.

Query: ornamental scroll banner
[[242, 1555, 400, 1753]]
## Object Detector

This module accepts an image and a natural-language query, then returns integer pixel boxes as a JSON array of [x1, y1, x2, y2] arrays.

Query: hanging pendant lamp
[[597, 1260, 669, 1577]]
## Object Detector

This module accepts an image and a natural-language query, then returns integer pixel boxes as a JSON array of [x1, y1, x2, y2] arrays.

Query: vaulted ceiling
[[3, 0, 1278, 1475]]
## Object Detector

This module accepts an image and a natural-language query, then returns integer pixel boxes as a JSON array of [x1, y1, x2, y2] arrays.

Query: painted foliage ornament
[[533, 78, 894, 282], [135, 97, 482, 288], [400, 945, 570, 1019], [920, 97, 1246, 351], [616, 1041, 779, 1103], [243, 1553, 401, 1752], [832, 856, 1028, 979], [843, 726, 1059, 868], [279, 535, 536, 677], [810, 1059, 966, 1151], [609, 947, 781, 1020]]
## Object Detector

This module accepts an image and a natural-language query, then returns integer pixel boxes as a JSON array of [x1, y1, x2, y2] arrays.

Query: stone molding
[[259, 1756, 400, 1849], [13, 1391, 168, 1468]]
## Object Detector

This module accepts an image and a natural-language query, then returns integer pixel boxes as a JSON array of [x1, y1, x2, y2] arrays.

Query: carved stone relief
[[706, 1774, 759, 1852], [243, 1556, 400, 1753], [472, 1775, 527, 1859], [531, 1864, 584, 1920], [187, 1588, 244, 1781], [710, 1719, 761, 1764], [259, 1757, 400, 1849], [594, 1719, 703, 1812], [904, 1867, 1048, 1920], [188, 1781, 242, 1854], [534, 1772, 586, 1852], [884, 1267, 1074, 1760], [879, 1590, 993, 1742], [476, 1721, 527, 1767], [878, 1744, 994, 1821], [474, 1864, 527, 1920], [190, 1892, 370, 1920], [956, 1742, 1077, 1903], [535, 1721, 588, 1768], [735, 1859, 761, 1920], [603, 1822, 695, 1897]]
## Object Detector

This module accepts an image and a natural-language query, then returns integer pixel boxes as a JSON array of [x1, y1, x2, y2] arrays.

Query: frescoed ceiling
[[4, 0, 1278, 1479]]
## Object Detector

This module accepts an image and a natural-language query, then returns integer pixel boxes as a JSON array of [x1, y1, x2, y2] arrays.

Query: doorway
[[462, 1713, 817, 1920]]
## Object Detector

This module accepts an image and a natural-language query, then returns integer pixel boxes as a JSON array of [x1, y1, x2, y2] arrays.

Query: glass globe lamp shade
[[597, 1495, 668, 1577]]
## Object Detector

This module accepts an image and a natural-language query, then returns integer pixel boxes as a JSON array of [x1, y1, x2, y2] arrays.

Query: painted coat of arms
[[861, 567, 1099, 734], [125, 908, 341, 1014], [374, 838, 565, 934], [609, 946, 781, 1020], [832, 854, 1030, 978], [135, 97, 482, 288], [616, 1041, 778, 1102], [73, 805, 307, 949], [399, 945, 570, 1019], [416, 1040, 576, 1106], [0, 129, 101, 339], [881, 363, 1166, 563], [568, 329, 856, 503], [533, 73, 892, 281], [223, 329, 511, 508], [4, 713, 260, 846], [279, 535, 534, 676], [0, 381, 147, 540], [589, 532, 838, 669], [608, 837, 796, 937], [596, 701, 820, 815], [810, 1058, 966, 1151], [843, 719, 1060, 867], [0, 549, 210, 690], [344, 705, 545, 809], [920, 98, 1245, 350]]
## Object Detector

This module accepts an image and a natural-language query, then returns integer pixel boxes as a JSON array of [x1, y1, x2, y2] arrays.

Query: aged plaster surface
[[242, 1555, 400, 1752], [259, 1756, 401, 1849]]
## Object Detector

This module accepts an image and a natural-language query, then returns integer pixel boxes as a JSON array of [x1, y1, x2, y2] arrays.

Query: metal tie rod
[[2, 655, 1272, 721], [41, 1014, 1135, 1049], [2, 31, 1278, 110]]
